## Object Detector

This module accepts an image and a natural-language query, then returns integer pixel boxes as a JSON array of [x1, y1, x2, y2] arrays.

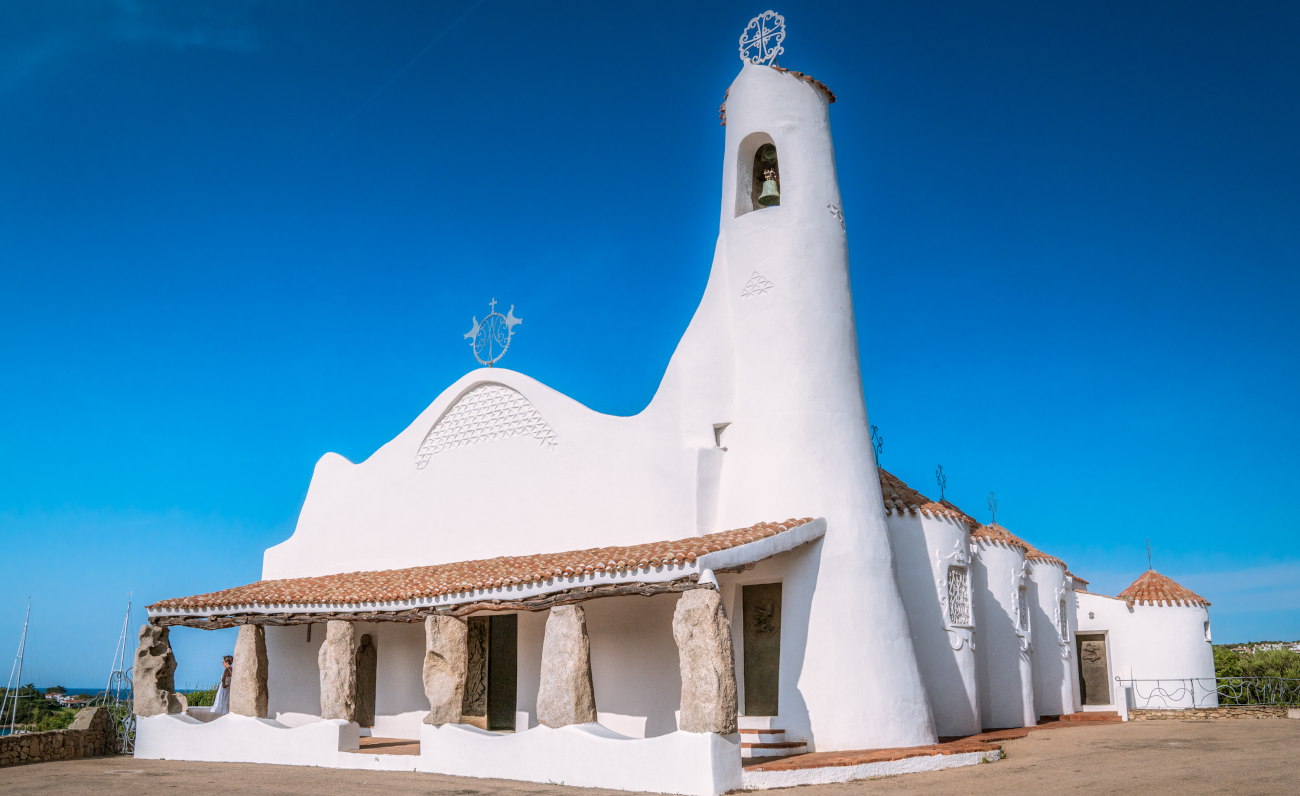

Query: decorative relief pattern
[[741, 270, 776, 298], [935, 537, 975, 651], [946, 567, 972, 626], [415, 383, 557, 469], [827, 203, 845, 230]]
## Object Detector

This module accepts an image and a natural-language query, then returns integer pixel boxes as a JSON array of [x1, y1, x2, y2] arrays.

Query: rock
[[132, 624, 184, 717], [318, 621, 357, 721], [673, 588, 738, 734], [422, 616, 468, 725], [537, 605, 597, 728], [231, 624, 270, 717]]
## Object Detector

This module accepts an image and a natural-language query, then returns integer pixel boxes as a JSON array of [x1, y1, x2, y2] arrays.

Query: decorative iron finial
[[1146, 539, 1153, 571], [988, 492, 999, 524], [870, 424, 884, 462], [464, 298, 523, 367], [739, 11, 786, 65], [935, 464, 948, 502]]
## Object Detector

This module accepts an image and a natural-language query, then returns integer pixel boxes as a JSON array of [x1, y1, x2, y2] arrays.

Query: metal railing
[[1116, 676, 1300, 709]]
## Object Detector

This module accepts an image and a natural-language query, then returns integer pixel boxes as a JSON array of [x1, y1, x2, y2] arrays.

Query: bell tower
[[674, 32, 938, 749]]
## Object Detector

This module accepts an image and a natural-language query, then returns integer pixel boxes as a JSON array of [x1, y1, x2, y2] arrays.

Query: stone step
[[739, 728, 786, 744], [741, 739, 809, 759], [1053, 712, 1121, 723]]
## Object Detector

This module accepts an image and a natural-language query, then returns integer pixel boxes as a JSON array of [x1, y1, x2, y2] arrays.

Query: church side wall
[[973, 542, 1035, 729], [885, 512, 979, 737], [1027, 561, 1073, 717]]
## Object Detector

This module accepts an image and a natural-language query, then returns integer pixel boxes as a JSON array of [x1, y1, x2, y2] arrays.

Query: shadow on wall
[[972, 556, 1028, 730]]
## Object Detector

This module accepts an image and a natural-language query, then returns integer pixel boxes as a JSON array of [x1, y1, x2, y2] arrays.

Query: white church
[[133, 13, 1216, 795]]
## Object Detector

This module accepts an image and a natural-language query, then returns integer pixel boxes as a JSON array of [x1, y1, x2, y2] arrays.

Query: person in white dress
[[211, 654, 232, 715]]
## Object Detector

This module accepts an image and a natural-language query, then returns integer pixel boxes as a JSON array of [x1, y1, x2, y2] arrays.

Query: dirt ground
[[1, 719, 1296, 795]]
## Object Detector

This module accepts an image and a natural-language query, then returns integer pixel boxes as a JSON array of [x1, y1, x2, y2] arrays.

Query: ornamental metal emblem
[[464, 298, 522, 367], [739, 11, 786, 65]]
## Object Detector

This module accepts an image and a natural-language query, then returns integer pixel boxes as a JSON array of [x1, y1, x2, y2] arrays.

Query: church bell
[[757, 167, 781, 206]]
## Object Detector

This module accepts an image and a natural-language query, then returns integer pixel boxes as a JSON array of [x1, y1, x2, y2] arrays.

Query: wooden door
[[742, 583, 782, 716]]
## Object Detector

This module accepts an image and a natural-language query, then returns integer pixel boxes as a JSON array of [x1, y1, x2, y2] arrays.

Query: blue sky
[[1, 0, 1297, 688]]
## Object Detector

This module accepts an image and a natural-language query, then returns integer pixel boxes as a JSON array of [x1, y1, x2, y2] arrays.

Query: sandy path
[[1, 719, 1295, 794]]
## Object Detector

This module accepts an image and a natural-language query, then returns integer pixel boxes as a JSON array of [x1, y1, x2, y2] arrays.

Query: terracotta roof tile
[[970, 522, 1031, 552], [1117, 570, 1210, 608], [148, 518, 816, 612], [1024, 543, 1067, 569], [877, 468, 973, 524]]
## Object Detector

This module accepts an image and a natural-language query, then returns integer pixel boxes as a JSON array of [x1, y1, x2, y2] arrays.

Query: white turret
[[659, 61, 937, 750]]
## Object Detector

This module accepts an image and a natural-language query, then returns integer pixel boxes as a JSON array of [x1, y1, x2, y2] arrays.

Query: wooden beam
[[152, 578, 706, 630]]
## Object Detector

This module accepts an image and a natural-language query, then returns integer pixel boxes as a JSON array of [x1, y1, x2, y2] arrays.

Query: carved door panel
[[1076, 634, 1111, 706], [355, 634, 377, 727], [461, 615, 517, 730], [742, 583, 782, 716]]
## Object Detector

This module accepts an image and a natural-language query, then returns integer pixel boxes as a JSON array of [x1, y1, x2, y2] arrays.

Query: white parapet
[[419, 723, 743, 796], [135, 713, 369, 768]]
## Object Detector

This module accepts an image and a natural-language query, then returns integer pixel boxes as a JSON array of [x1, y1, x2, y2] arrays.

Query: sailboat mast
[[3, 600, 31, 733]]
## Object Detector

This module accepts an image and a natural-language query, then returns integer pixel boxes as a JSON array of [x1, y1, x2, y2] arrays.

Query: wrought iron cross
[[935, 464, 948, 501], [988, 492, 999, 524], [1146, 540, 1153, 571], [870, 424, 884, 462]]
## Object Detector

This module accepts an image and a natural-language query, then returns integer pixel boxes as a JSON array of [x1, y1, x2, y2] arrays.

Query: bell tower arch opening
[[735, 132, 780, 216]]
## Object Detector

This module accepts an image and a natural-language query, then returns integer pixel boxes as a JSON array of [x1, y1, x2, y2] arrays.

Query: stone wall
[[1129, 705, 1295, 720], [0, 707, 117, 768]]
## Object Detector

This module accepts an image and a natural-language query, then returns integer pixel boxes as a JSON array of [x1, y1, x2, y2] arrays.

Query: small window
[[946, 566, 971, 626], [1204, 621, 1212, 643], [1017, 586, 1030, 633], [1058, 598, 1069, 641]]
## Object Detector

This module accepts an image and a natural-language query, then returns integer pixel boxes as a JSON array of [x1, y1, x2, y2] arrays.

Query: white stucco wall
[[252, 59, 935, 753], [1075, 591, 1216, 709], [972, 541, 1036, 729], [1027, 561, 1075, 717], [885, 512, 979, 737]]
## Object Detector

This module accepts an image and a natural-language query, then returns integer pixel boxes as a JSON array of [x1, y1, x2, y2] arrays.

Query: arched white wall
[[1027, 561, 1073, 717], [885, 512, 979, 737], [972, 541, 1035, 729]]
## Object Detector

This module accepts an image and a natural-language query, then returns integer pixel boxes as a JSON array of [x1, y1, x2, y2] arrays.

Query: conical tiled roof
[[1117, 570, 1210, 608], [970, 522, 1031, 551], [1023, 543, 1067, 568], [877, 469, 972, 523]]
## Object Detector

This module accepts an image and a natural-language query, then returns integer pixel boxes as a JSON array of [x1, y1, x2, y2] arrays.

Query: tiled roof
[[877, 469, 973, 523], [1117, 570, 1211, 608], [970, 522, 1031, 552], [1068, 571, 1090, 591], [1024, 543, 1067, 568], [148, 518, 817, 613]]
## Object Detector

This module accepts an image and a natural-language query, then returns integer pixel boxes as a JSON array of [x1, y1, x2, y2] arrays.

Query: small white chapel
[[132, 13, 1216, 796]]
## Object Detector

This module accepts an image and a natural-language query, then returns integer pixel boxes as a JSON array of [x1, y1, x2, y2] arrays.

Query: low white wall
[[135, 713, 360, 767], [420, 723, 742, 796]]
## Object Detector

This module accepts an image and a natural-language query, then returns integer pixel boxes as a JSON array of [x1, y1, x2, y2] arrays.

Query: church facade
[[132, 16, 1216, 795]]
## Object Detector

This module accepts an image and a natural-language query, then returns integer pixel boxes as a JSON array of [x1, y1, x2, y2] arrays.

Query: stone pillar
[[673, 588, 738, 734], [132, 624, 184, 717], [230, 624, 270, 718], [422, 615, 468, 725], [537, 605, 597, 727], [318, 620, 357, 721]]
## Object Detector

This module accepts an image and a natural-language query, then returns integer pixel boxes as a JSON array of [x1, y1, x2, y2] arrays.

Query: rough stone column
[[132, 624, 184, 717], [230, 624, 270, 718], [318, 620, 358, 721], [673, 588, 738, 734], [537, 605, 597, 727], [422, 615, 468, 725]]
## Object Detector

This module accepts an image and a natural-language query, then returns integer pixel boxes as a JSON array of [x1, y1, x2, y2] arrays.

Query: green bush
[[183, 685, 217, 707], [33, 709, 77, 732]]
